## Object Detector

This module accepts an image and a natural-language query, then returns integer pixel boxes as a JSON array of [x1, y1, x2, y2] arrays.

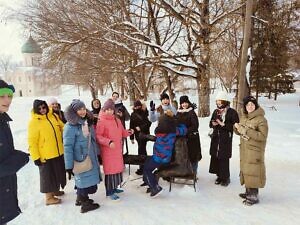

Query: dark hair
[[112, 92, 119, 98], [33, 99, 49, 115], [243, 96, 259, 114]]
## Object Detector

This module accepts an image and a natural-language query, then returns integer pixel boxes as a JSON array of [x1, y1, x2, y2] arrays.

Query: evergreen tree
[[250, 0, 294, 100]]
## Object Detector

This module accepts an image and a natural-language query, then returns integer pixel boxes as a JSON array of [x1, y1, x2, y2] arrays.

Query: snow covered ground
[[8, 86, 300, 225]]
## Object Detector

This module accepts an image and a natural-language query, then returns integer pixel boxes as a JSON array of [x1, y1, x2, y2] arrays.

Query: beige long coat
[[235, 107, 268, 188]]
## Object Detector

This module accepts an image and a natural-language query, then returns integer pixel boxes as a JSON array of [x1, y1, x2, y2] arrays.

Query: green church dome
[[21, 36, 43, 54]]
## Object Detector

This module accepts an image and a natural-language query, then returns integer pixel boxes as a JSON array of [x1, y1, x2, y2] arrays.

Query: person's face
[[0, 95, 13, 113], [216, 100, 225, 109], [181, 102, 189, 109], [76, 107, 87, 118], [92, 100, 100, 109], [105, 108, 114, 115], [38, 104, 48, 115], [246, 101, 256, 113], [50, 102, 59, 111], [161, 98, 170, 106], [112, 93, 119, 102]]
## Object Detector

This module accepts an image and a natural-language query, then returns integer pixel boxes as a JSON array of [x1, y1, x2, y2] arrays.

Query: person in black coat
[[91, 98, 101, 127], [129, 100, 152, 175], [209, 91, 239, 186], [176, 95, 202, 175], [0, 80, 29, 225]]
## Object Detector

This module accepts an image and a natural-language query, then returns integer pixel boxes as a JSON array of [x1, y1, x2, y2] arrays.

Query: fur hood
[[64, 105, 93, 125], [177, 107, 193, 113]]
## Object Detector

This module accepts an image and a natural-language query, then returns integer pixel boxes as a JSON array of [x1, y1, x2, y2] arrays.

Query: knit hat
[[134, 100, 142, 107], [160, 92, 169, 101], [33, 99, 49, 114], [215, 91, 230, 102], [0, 80, 15, 97], [102, 99, 115, 111], [243, 96, 259, 111], [47, 97, 58, 105], [70, 99, 86, 112], [179, 95, 190, 105]]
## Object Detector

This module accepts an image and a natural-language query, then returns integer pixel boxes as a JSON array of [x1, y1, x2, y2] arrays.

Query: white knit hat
[[47, 97, 58, 105], [215, 91, 230, 102]]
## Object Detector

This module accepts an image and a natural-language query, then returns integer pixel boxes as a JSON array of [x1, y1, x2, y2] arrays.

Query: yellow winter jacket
[[28, 109, 64, 162]]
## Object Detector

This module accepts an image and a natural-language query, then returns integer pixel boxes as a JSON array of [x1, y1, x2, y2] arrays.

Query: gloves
[[150, 100, 155, 111], [66, 169, 74, 180], [34, 159, 42, 166]]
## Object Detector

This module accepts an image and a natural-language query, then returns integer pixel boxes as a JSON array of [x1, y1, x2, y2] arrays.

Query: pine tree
[[250, 0, 294, 100]]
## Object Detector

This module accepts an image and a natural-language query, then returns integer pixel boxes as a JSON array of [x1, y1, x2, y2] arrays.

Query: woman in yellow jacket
[[28, 99, 66, 205]]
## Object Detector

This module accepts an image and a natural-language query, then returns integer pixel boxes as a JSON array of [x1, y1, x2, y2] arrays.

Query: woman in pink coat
[[96, 99, 133, 201]]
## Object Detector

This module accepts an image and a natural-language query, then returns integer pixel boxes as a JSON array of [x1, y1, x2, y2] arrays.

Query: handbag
[[73, 131, 93, 175]]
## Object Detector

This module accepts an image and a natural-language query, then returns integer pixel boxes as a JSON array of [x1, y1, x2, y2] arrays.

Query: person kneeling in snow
[[142, 109, 187, 198]]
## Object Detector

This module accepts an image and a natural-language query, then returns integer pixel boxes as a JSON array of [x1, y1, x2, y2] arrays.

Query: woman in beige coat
[[234, 96, 268, 206]]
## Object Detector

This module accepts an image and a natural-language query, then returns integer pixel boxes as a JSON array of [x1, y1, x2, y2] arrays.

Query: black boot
[[80, 196, 100, 213], [220, 178, 230, 186], [75, 195, 94, 206], [239, 188, 250, 199], [243, 188, 259, 206]]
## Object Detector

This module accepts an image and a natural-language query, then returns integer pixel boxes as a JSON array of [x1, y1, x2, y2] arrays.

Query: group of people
[[0, 78, 268, 224]]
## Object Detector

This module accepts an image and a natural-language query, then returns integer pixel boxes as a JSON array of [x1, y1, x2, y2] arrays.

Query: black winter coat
[[0, 113, 29, 225], [176, 107, 202, 163], [129, 108, 151, 140], [209, 107, 239, 159]]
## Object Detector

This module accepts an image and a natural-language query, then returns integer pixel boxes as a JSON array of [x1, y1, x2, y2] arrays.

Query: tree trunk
[[237, 0, 253, 112], [197, 70, 210, 117]]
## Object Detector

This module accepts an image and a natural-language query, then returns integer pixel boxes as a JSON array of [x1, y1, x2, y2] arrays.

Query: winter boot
[[239, 188, 250, 199], [220, 178, 230, 187], [243, 188, 259, 206], [75, 195, 94, 206], [45, 193, 61, 205], [80, 197, 100, 213], [53, 190, 65, 196], [150, 186, 163, 198], [215, 177, 221, 185]]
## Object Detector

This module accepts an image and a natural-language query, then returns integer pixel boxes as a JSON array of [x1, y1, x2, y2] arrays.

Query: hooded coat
[[28, 102, 64, 162], [0, 112, 29, 225], [235, 107, 268, 188], [63, 106, 101, 188], [96, 111, 131, 174]]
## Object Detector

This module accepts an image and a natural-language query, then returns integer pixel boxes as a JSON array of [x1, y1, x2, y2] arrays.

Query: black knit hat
[[134, 100, 142, 107], [33, 99, 49, 114], [243, 96, 259, 112], [179, 95, 190, 105], [160, 92, 169, 101]]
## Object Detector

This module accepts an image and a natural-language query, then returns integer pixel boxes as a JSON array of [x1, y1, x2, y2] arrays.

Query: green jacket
[[235, 107, 268, 188]]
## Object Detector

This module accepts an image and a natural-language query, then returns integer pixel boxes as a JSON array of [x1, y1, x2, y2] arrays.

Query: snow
[[7, 86, 300, 225]]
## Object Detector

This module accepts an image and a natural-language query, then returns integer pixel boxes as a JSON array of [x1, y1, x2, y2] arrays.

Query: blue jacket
[[63, 107, 101, 189], [152, 124, 187, 164], [0, 113, 29, 225]]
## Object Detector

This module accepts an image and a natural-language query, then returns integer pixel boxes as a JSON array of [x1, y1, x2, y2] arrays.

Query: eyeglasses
[[38, 106, 47, 111]]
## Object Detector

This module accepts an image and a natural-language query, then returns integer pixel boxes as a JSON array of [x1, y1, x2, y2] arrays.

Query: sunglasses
[[38, 106, 47, 111]]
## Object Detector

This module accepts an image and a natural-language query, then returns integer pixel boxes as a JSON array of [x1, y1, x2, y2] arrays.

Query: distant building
[[4, 35, 61, 97]]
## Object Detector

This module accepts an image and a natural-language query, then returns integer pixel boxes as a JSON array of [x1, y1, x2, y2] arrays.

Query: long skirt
[[39, 155, 66, 193], [104, 172, 123, 196]]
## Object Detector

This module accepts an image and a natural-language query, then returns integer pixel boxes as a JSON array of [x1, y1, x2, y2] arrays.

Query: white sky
[[0, 0, 26, 62]]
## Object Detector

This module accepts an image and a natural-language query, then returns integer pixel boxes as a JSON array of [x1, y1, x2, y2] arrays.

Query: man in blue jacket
[[0, 80, 29, 225]]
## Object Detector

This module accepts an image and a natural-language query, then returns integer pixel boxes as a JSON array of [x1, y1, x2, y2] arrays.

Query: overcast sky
[[0, 0, 26, 62]]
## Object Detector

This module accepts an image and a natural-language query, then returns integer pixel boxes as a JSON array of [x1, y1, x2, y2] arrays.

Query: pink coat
[[96, 112, 131, 175]]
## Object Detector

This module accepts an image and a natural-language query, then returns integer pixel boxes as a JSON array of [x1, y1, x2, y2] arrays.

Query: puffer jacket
[[28, 108, 64, 162], [63, 106, 101, 189], [235, 107, 268, 188], [0, 112, 29, 225], [96, 112, 131, 175]]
